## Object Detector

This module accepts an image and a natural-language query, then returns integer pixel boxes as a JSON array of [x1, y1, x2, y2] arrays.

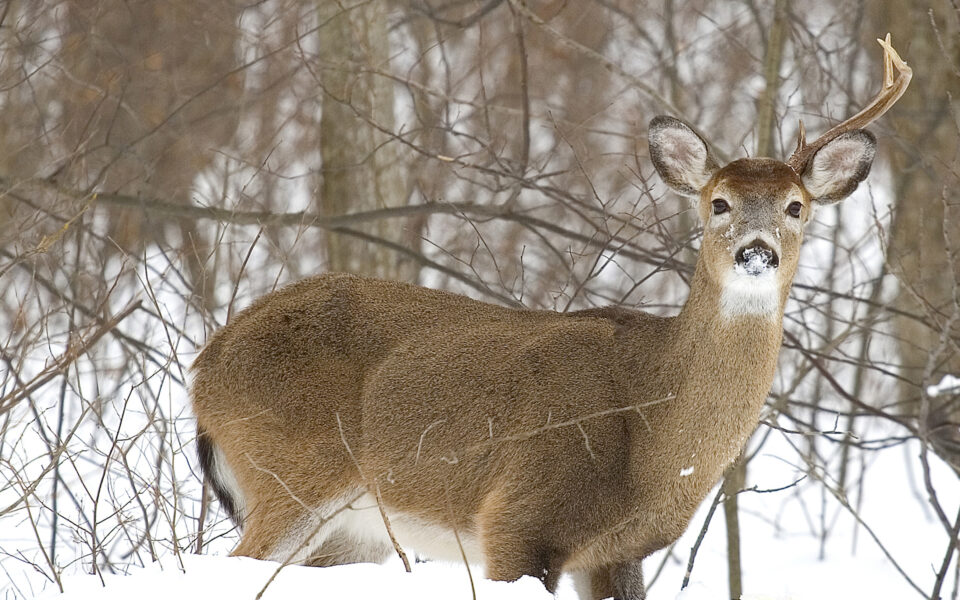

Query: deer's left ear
[[801, 130, 876, 204]]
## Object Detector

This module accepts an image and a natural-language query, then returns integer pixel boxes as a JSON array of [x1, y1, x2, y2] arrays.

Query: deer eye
[[786, 201, 803, 218], [712, 199, 730, 215]]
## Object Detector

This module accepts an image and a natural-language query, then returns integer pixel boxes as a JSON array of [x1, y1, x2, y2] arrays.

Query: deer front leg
[[610, 560, 645, 600], [479, 519, 567, 593], [573, 561, 645, 600], [477, 488, 567, 593]]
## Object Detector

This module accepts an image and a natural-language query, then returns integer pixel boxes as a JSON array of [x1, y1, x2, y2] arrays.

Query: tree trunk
[[722, 2, 788, 596], [317, 1, 417, 281], [874, 1, 960, 472]]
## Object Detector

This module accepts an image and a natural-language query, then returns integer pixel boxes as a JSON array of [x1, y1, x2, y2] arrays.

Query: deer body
[[192, 259, 782, 589], [192, 38, 909, 600]]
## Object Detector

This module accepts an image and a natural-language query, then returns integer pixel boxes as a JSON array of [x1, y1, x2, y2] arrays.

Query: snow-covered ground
[[21, 432, 957, 600]]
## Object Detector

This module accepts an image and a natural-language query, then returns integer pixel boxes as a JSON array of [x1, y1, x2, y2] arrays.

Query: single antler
[[787, 33, 912, 174]]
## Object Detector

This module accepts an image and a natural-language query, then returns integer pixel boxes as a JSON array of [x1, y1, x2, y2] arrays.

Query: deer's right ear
[[648, 116, 719, 197]]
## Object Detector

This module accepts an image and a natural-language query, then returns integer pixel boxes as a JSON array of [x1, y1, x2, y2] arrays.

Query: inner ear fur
[[801, 130, 876, 204], [648, 116, 719, 197]]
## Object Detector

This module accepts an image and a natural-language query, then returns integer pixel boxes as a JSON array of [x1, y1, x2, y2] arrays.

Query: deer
[[190, 37, 911, 600]]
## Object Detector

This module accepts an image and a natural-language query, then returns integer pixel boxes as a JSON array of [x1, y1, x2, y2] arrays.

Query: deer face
[[699, 159, 808, 317], [648, 116, 876, 319]]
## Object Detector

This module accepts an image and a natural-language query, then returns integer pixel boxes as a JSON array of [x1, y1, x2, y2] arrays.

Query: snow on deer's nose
[[734, 239, 779, 276]]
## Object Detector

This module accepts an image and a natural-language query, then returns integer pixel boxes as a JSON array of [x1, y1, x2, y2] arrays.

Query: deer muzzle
[[735, 240, 779, 276]]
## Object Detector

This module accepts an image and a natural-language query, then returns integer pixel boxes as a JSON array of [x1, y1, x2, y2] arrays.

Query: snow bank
[[26, 435, 959, 600], [39, 555, 555, 600]]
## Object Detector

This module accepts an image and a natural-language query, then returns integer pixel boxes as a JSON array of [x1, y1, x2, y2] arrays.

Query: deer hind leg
[[232, 500, 330, 564], [305, 532, 391, 567], [232, 490, 363, 565], [210, 413, 363, 564]]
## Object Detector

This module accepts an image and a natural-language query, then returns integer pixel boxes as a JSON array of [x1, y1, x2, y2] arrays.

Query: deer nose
[[735, 240, 779, 275]]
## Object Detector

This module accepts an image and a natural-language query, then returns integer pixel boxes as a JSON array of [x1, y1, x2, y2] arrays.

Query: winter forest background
[[1, 1, 959, 598]]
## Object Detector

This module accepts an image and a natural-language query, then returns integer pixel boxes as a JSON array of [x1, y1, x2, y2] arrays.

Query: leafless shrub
[[1, 1, 958, 598]]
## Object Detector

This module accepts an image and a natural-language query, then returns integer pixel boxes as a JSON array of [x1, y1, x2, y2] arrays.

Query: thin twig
[[0, 301, 142, 414], [335, 413, 411, 571], [373, 480, 412, 573], [443, 479, 477, 600], [681, 485, 725, 590]]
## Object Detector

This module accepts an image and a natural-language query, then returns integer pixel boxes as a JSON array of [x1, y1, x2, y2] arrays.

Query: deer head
[[647, 34, 911, 320]]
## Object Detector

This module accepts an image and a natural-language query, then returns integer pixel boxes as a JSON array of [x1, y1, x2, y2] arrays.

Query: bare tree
[[317, 1, 418, 280], [876, 0, 960, 471], [1, 1, 958, 598]]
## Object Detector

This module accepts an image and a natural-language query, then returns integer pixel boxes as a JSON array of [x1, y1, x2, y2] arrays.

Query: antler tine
[[881, 33, 895, 88], [794, 119, 806, 155], [787, 33, 913, 174]]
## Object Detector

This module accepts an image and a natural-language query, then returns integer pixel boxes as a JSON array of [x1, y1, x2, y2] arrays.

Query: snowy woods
[[1, 1, 959, 598]]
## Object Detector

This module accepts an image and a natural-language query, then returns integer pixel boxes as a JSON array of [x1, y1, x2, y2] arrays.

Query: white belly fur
[[270, 492, 486, 569]]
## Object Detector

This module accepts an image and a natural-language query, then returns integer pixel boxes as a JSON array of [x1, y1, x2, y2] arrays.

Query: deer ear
[[648, 116, 719, 197], [801, 130, 876, 204]]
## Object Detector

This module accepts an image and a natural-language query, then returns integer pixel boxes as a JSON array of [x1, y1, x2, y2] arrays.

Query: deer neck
[[590, 262, 789, 560], [635, 261, 785, 494], [668, 261, 785, 419], [675, 260, 787, 357]]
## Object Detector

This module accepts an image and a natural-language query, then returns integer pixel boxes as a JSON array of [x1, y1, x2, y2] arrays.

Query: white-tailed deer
[[191, 37, 910, 599]]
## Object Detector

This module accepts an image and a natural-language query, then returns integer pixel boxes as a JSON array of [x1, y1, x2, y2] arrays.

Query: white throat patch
[[720, 268, 780, 319]]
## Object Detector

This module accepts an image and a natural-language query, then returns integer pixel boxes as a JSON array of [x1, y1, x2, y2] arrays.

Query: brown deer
[[191, 37, 911, 599]]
